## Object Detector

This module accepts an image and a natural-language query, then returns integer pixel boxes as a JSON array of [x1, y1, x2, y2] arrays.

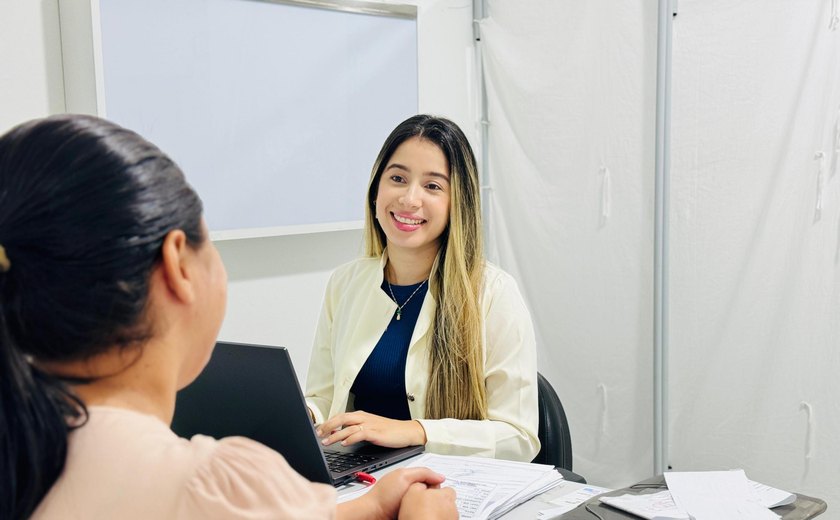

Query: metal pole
[[473, 0, 491, 250], [654, 0, 676, 476]]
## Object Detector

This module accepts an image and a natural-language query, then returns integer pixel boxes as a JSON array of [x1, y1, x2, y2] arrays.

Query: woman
[[306, 115, 540, 462], [0, 114, 456, 519]]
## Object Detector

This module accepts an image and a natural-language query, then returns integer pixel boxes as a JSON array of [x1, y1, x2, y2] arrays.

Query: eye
[[425, 182, 443, 191], [389, 174, 406, 183]]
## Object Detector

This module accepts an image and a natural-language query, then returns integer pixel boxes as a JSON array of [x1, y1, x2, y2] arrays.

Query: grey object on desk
[[557, 475, 827, 519], [533, 372, 587, 483]]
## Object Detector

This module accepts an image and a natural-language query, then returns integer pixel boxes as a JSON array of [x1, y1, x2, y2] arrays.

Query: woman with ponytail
[[306, 115, 540, 462], [0, 114, 456, 520]]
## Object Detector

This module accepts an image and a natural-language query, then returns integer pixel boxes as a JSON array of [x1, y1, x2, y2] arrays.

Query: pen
[[354, 471, 377, 485]]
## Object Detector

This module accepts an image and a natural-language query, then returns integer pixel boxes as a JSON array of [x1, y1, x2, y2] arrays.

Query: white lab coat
[[305, 252, 540, 462]]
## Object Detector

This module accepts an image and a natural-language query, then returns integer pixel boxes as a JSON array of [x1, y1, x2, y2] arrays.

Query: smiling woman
[[304, 115, 541, 462]]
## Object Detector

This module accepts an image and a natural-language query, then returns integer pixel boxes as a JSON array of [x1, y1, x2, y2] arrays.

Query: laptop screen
[[171, 341, 423, 485]]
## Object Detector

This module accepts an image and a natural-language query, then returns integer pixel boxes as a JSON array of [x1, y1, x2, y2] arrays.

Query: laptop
[[171, 341, 425, 486]]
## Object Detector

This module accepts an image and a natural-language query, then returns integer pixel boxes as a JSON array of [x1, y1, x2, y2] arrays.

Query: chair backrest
[[533, 372, 574, 471]]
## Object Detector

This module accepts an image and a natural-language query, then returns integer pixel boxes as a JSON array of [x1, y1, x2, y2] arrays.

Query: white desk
[[336, 455, 595, 519]]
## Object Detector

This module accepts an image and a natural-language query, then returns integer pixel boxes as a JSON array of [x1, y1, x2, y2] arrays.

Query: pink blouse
[[32, 406, 336, 519]]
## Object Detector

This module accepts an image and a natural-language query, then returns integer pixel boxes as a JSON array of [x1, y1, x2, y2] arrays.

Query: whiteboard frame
[[209, 219, 363, 241], [57, 0, 417, 239], [262, 0, 415, 18]]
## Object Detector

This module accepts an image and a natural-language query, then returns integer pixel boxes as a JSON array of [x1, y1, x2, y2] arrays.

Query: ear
[[159, 230, 196, 304]]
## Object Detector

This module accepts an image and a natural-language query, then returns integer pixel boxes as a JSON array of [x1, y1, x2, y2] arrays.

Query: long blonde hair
[[364, 115, 487, 420]]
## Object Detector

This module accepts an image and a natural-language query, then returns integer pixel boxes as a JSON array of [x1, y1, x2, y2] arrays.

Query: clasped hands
[[318, 412, 456, 519], [315, 410, 428, 448]]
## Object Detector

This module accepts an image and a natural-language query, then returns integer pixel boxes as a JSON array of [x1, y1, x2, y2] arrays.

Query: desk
[[338, 460, 827, 520]]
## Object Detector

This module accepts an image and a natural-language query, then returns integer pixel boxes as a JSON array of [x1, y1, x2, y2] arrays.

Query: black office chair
[[533, 372, 586, 483]]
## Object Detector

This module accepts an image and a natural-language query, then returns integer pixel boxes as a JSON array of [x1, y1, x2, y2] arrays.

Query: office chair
[[533, 372, 586, 483]]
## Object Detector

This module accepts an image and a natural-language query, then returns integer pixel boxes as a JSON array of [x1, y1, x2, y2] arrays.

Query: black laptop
[[171, 341, 425, 486]]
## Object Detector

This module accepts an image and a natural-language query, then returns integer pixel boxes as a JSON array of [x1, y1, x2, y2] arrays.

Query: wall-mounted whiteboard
[[58, 0, 418, 239]]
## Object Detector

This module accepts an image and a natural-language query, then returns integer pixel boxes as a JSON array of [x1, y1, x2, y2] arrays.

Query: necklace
[[386, 279, 428, 321]]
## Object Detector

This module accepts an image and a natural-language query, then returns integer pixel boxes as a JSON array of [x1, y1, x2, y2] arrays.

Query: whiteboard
[[59, 0, 418, 238]]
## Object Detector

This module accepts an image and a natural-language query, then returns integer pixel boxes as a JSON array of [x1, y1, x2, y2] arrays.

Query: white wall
[[0, 0, 475, 380], [0, 0, 64, 132]]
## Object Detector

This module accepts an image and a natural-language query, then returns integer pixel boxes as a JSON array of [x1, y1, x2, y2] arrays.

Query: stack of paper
[[536, 484, 613, 519], [599, 470, 796, 520], [599, 490, 689, 520], [406, 453, 566, 520]]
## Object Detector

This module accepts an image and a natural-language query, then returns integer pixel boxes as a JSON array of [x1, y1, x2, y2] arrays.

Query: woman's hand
[[337, 467, 455, 520], [398, 482, 458, 519], [316, 410, 427, 448]]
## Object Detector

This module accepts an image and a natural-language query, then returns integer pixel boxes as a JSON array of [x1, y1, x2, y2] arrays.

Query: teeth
[[394, 214, 423, 225]]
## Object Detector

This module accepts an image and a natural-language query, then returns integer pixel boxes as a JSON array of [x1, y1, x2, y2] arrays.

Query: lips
[[391, 212, 425, 231], [393, 213, 424, 225]]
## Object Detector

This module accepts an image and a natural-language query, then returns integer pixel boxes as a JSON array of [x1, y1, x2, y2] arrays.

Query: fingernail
[[315, 429, 322, 436], [321, 439, 328, 445]]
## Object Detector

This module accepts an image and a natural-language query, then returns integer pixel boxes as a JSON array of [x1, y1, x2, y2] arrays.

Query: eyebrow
[[385, 163, 450, 182]]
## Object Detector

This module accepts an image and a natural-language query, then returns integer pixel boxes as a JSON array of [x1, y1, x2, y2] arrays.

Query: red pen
[[354, 471, 377, 485]]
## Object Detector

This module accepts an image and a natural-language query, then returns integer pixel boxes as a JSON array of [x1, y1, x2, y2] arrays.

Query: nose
[[399, 184, 422, 208]]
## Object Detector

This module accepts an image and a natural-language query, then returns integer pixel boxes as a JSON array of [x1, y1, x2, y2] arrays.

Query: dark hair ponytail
[[0, 114, 204, 518], [0, 318, 83, 519]]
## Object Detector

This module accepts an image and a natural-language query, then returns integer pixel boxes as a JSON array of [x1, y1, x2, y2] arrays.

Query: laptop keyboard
[[324, 451, 377, 473]]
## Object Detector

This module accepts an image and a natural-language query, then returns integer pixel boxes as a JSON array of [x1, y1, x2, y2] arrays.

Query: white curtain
[[482, 0, 840, 504], [481, 0, 658, 487], [669, 0, 840, 506]]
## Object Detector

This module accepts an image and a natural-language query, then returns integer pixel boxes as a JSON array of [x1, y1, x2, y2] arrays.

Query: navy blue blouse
[[350, 279, 428, 420]]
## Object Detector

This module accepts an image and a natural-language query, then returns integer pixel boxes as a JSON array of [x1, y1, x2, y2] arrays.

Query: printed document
[[598, 471, 795, 520], [406, 453, 565, 519]]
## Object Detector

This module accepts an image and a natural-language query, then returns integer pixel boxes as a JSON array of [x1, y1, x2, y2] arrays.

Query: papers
[[536, 484, 612, 519], [750, 481, 796, 508], [406, 453, 566, 520], [598, 471, 796, 520], [600, 490, 689, 520], [335, 483, 372, 504], [665, 471, 779, 519]]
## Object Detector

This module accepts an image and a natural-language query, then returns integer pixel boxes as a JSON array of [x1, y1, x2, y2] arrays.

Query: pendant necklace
[[387, 279, 428, 321]]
